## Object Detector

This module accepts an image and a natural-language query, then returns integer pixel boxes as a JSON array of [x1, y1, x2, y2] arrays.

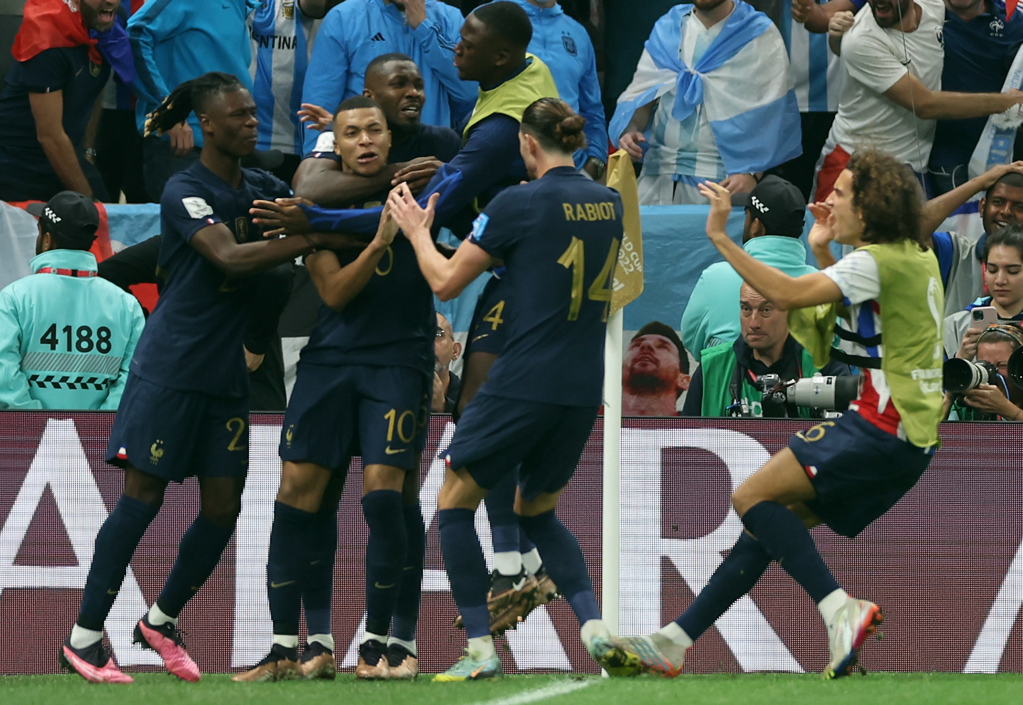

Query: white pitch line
[[470, 679, 598, 705]]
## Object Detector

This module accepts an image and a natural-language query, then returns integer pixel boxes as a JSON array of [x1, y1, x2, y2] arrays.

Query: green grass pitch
[[1, 673, 1021, 705]]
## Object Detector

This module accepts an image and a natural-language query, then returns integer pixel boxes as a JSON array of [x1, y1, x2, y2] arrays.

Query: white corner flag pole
[[601, 307, 624, 642]]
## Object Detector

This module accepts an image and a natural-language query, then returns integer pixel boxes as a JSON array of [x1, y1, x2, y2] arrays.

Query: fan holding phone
[[944, 227, 1023, 360]]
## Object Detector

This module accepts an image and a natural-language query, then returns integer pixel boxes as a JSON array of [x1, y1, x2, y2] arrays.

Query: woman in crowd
[[945, 226, 1023, 359]]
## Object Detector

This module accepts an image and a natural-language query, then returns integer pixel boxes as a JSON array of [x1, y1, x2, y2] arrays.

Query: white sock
[[387, 636, 417, 657], [361, 630, 388, 646], [818, 588, 850, 627], [521, 548, 543, 576], [69, 624, 103, 650], [147, 602, 177, 627], [466, 635, 496, 661], [656, 622, 694, 650], [580, 618, 610, 656], [493, 551, 522, 576], [308, 633, 334, 652], [272, 633, 299, 650]]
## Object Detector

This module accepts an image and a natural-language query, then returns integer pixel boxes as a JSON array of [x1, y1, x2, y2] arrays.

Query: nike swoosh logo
[[374, 582, 396, 590], [106, 589, 118, 595], [384, 446, 406, 455], [471, 334, 490, 343], [270, 580, 296, 588], [310, 560, 321, 566]]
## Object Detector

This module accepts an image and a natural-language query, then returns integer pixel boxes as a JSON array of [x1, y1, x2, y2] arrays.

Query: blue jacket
[[681, 235, 817, 363], [0, 249, 145, 410], [128, 0, 258, 145], [509, 0, 607, 165], [300, 0, 476, 153]]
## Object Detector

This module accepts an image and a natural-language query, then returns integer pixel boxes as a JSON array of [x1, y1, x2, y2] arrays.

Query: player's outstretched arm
[[305, 205, 399, 312], [191, 221, 317, 278], [698, 181, 843, 310], [388, 183, 492, 300]]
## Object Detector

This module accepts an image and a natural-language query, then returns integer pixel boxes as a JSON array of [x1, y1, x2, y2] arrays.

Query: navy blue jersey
[[467, 166, 623, 406], [129, 161, 291, 398], [390, 123, 462, 163], [931, 6, 1023, 172], [0, 47, 110, 179], [300, 195, 435, 375]]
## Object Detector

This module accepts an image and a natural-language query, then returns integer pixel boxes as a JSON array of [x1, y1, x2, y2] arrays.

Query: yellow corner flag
[[605, 149, 644, 316]]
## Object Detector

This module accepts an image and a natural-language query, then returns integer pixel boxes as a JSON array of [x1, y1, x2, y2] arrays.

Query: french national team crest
[[562, 33, 577, 56]]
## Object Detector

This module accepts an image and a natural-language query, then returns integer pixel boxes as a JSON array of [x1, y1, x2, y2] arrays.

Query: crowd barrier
[[1, 412, 1020, 675]]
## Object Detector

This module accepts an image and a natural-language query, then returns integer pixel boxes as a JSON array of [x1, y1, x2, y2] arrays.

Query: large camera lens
[[943, 358, 998, 393], [787, 375, 860, 411]]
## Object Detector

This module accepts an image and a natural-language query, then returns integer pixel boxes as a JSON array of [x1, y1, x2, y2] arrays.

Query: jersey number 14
[[557, 236, 620, 322]]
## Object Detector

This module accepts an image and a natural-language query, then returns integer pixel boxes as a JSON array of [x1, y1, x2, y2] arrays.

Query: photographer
[[683, 282, 851, 418], [944, 325, 1023, 421]]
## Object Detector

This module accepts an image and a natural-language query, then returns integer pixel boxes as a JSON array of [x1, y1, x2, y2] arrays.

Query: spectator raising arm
[[792, 0, 859, 35], [404, 0, 478, 120], [920, 161, 1023, 236]]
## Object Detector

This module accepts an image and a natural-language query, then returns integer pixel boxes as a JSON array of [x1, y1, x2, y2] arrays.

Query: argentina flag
[[609, 1, 801, 176]]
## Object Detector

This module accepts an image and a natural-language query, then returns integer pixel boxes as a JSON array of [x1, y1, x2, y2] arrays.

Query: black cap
[[26, 191, 99, 247], [733, 175, 806, 238]]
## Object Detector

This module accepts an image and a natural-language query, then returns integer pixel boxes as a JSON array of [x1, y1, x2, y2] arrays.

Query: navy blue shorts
[[280, 362, 429, 472], [788, 411, 934, 538], [446, 392, 597, 500], [464, 275, 508, 357], [106, 375, 249, 482]]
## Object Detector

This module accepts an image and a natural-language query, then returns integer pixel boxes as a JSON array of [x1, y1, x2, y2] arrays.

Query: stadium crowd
[[2, 0, 1023, 685]]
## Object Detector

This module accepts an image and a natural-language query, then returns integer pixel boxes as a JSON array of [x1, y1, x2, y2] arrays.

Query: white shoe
[[824, 597, 883, 679]]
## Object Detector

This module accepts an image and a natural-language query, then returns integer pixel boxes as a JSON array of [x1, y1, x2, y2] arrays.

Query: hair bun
[[558, 115, 585, 136]]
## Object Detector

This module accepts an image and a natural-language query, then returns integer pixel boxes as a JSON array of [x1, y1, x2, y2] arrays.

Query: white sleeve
[[842, 24, 907, 95], [822, 250, 881, 304]]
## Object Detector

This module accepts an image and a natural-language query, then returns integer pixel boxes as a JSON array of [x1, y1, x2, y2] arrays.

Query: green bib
[[789, 240, 943, 447], [462, 54, 559, 139]]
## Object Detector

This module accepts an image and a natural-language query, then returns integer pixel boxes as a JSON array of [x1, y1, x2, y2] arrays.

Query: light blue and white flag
[[969, 43, 1023, 180], [609, 1, 801, 175]]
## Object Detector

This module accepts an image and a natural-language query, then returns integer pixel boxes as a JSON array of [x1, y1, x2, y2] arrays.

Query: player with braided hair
[[61, 73, 345, 684]]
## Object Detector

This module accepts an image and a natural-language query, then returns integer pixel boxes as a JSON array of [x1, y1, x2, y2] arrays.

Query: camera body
[[753, 373, 860, 416]]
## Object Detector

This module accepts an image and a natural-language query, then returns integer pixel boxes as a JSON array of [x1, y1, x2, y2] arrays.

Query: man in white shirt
[[815, 0, 1023, 201]]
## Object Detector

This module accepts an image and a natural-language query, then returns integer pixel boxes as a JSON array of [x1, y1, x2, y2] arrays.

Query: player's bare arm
[[306, 205, 399, 312], [698, 181, 844, 309]]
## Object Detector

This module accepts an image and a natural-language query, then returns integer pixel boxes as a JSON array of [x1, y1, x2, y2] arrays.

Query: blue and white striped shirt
[[249, 0, 320, 155]]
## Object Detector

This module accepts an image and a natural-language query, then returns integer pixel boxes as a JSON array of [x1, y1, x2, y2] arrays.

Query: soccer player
[[293, 52, 462, 207], [604, 149, 944, 679], [59, 72, 337, 684], [236, 96, 433, 682], [388, 97, 632, 680]]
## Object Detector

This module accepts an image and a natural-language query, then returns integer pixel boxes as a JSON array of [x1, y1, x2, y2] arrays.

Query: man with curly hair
[[600, 149, 944, 680]]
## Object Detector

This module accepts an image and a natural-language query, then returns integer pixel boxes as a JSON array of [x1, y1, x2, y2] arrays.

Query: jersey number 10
[[557, 236, 620, 322]]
